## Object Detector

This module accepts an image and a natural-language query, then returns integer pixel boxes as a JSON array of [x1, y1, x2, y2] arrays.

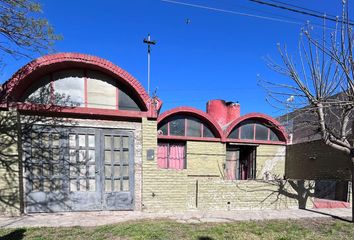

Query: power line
[[247, 0, 354, 26], [161, 0, 304, 25], [161, 0, 338, 29], [225, 0, 308, 24], [267, 0, 339, 18]]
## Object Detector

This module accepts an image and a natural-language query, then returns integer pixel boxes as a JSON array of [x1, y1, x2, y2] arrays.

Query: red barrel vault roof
[[1, 53, 151, 111]]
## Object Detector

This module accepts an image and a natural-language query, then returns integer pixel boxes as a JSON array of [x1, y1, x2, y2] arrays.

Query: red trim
[[313, 198, 350, 208], [50, 74, 54, 103], [225, 112, 289, 143], [185, 118, 188, 136], [116, 86, 119, 110], [226, 138, 286, 145], [253, 123, 256, 140], [1, 53, 162, 115], [84, 69, 88, 107], [16, 102, 148, 120], [267, 126, 270, 140], [167, 121, 170, 135], [158, 135, 221, 142], [158, 106, 224, 139]]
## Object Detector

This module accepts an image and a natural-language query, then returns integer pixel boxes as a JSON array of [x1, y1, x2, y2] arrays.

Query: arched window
[[228, 120, 282, 142], [157, 110, 221, 170], [23, 69, 141, 111], [158, 115, 216, 139]]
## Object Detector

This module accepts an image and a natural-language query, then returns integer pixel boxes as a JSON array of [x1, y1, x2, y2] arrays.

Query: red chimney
[[226, 101, 240, 124], [206, 100, 240, 127]]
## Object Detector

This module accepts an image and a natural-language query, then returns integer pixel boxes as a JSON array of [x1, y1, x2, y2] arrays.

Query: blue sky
[[0, 0, 350, 116]]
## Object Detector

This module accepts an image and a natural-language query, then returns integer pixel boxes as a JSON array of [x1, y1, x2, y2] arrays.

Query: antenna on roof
[[143, 34, 156, 96]]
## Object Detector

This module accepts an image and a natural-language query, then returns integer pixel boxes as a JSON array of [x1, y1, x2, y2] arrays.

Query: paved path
[[0, 208, 351, 228]]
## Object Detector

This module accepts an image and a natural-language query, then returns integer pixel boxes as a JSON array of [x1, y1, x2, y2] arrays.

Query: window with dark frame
[[186, 117, 201, 137], [158, 115, 216, 139], [157, 142, 186, 170], [69, 133, 96, 192], [27, 131, 64, 192], [169, 117, 185, 136], [228, 121, 283, 142], [23, 69, 142, 111], [240, 123, 254, 140]]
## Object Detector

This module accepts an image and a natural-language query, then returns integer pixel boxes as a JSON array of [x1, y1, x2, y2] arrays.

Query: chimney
[[206, 100, 240, 127], [226, 101, 240, 124]]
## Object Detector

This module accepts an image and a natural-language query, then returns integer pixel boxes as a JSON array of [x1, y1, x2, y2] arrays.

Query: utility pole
[[143, 34, 156, 96]]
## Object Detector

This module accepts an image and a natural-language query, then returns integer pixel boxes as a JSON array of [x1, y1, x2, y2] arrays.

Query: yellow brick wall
[[0, 110, 21, 216], [141, 118, 226, 211], [256, 145, 286, 180], [196, 179, 314, 210], [140, 118, 305, 211], [185, 141, 225, 209], [0, 112, 317, 214], [186, 141, 225, 177], [142, 118, 190, 211]]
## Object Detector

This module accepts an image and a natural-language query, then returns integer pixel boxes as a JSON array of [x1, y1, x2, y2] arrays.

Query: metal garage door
[[23, 126, 134, 213]]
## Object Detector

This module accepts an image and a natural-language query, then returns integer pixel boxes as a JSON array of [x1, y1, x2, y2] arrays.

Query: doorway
[[23, 126, 135, 213], [225, 145, 257, 180]]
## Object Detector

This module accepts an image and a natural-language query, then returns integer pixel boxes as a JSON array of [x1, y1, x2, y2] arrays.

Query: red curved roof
[[1, 53, 150, 110], [157, 106, 224, 139], [224, 112, 289, 143]]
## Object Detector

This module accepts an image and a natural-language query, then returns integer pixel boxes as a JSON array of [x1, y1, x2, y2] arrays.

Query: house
[[0, 53, 315, 215]]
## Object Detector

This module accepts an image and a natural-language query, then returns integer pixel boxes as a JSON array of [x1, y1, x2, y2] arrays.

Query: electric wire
[[222, 0, 307, 23], [267, 0, 339, 18], [247, 0, 354, 25], [162, 0, 352, 28], [161, 0, 305, 26]]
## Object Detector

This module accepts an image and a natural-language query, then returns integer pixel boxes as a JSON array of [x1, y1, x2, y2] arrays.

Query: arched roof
[[1, 53, 150, 111], [158, 106, 224, 139], [225, 112, 289, 143]]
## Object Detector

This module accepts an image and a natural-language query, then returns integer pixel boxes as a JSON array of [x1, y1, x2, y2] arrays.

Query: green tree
[[0, 0, 61, 60]]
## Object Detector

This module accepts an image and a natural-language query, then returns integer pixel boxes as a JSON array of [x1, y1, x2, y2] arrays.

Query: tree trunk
[[350, 123, 354, 223], [351, 159, 354, 223], [350, 149, 354, 223]]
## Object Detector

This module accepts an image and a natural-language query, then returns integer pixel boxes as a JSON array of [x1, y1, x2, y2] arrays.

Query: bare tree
[[0, 0, 61, 63], [260, 1, 354, 222], [0, 82, 79, 214]]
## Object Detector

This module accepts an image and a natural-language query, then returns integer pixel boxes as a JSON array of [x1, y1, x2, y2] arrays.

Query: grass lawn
[[0, 218, 353, 240]]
